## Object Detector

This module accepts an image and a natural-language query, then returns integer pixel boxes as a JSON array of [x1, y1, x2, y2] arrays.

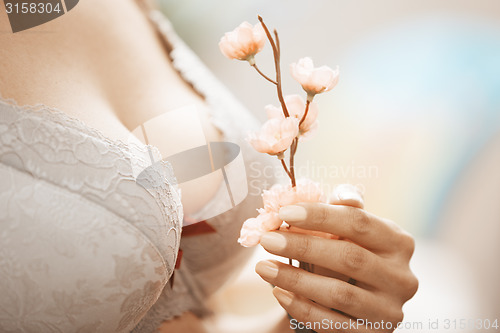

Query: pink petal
[[310, 69, 334, 92], [290, 61, 311, 85], [238, 217, 264, 247], [299, 121, 318, 141], [265, 104, 283, 120]]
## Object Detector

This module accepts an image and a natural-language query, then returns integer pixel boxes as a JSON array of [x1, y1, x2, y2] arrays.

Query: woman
[[0, 0, 417, 332]]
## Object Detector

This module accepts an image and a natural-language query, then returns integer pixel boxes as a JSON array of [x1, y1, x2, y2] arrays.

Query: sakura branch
[[219, 16, 340, 247]]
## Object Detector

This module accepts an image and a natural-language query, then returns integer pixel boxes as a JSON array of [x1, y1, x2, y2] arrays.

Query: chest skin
[[0, 0, 223, 215]]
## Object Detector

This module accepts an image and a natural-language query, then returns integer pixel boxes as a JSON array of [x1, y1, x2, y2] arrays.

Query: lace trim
[[0, 95, 183, 213]]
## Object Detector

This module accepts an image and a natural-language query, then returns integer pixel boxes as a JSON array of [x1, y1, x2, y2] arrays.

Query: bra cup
[[0, 163, 168, 332]]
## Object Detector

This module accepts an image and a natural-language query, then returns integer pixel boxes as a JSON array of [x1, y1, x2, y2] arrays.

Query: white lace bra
[[0, 10, 273, 333]]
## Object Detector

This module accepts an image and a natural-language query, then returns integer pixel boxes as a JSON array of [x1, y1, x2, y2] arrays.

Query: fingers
[[329, 184, 364, 209], [272, 287, 375, 333], [279, 203, 412, 255], [256, 260, 391, 321], [260, 232, 390, 288], [286, 225, 339, 240]]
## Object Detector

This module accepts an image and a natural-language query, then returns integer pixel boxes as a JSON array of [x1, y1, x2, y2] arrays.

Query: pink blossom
[[292, 178, 326, 203], [265, 94, 319, 138], [238, 217, 263, 247], [261, 188, 282, 213], [219, 22, 266, 64], [238, 212, 281, 247], [238, 179, 326, 247], [257, 210, 282, 231], [247, 117, 299, 155], [290, 57, 339, 98], [262, 178, 326, 214]]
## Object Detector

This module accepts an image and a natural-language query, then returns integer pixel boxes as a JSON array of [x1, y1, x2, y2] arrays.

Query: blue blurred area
[[344, 16, 500, 235]]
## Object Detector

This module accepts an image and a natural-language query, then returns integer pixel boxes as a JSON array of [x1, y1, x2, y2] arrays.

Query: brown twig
[[287, 101, 311, 187], [274, 29, 280, 56], [289, 137, 298, 187], [258, 16, 289, 118], [299, 100, 311, 127], [252, 64, 277, 85], [273, 29, 289, 119], [258, 16, 299, 187], [280, 158, 293, 180]]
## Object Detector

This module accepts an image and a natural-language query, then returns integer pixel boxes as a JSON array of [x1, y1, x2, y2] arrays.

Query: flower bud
[[219, 22, 266, 63], [290, 57, 339, 97]]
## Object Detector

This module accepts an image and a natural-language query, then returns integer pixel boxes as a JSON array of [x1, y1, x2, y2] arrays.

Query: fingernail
[[333, 184, 363, 203], [260, 232, 287, 252], [279, 205, 307, 222], [255, 260, 279, 279], [338, 190, 363, 202], [273, 287, 293, 307]]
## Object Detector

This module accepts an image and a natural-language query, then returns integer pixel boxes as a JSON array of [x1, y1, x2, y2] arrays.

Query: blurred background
[[159, 0, 500, 332]]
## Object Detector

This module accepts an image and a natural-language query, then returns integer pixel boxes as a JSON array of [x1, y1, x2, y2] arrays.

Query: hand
[[255, 186, 418, 333]]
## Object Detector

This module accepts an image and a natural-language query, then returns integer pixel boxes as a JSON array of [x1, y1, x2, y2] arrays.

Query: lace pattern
[[0, 161, 171, 332], [0, 92, 186, 331], [0, 99, 183, 272]]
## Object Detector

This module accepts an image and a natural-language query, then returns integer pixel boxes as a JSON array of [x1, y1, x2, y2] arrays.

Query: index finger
[[279, 202, 406, 253]]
